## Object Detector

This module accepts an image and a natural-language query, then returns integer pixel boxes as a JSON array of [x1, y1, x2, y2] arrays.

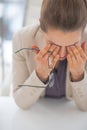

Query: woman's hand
[[33, 43, 60, 83], [67, 42, 87, 81]]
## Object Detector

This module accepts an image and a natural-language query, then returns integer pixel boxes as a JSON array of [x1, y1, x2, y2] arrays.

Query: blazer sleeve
[[13, 32, 47, 109], [69, 63, 87, 111]]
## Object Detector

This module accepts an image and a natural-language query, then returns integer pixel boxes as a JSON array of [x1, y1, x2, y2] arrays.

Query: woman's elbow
[[77, 103, 87, 112], [13, 92, 33, 110]]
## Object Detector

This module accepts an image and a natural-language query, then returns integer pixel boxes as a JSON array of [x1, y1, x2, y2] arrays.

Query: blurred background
[[0, 0, 87, 96], [0, 0, 42, 96]]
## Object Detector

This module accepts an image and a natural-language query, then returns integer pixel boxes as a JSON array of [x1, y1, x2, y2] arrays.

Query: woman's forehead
[[44, 29, 82, 46]]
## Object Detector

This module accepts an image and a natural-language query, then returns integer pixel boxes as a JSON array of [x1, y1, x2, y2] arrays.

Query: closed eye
[[49, 41, 79, 47]]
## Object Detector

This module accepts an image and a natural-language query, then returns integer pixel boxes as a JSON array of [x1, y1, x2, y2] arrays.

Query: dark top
[[45, 59, 67, 98]]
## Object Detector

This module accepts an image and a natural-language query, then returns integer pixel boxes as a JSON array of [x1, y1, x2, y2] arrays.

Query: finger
[[39, 43, 51, 57], [51, 54, 59, 68], [67, 54, 73, 68], [52, 46, 60, 57], [67, 47, 74, 62], [32, 45, 40, 54], [68, 46, 84, 64], [75, 44, 87, 61], [48, 53, 59, 69], [48, 44, 57, 53], [69, 46, 81, 62], [35, 44, 56, 63], [44, 44, 57, 60], [72, 46, 84, 63], [48, 54, 54, 68]]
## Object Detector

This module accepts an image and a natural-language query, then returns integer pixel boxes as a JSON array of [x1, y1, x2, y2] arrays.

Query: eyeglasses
[[15, 47, 40, 54], [15, 47, 54, 88], [15, 47, 54, 68]]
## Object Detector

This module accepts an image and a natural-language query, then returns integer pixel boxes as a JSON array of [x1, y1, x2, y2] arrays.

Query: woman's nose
[[59, 47, 67, 58]]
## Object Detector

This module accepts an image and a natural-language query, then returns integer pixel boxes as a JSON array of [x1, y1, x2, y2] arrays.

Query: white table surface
[[0, 97, 87, 130]]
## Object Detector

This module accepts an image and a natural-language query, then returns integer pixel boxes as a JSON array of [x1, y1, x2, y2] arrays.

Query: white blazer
[[13, 24, 87, 110]]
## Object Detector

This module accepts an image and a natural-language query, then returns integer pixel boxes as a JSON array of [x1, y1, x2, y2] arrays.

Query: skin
[[34, 29, 87, 83]]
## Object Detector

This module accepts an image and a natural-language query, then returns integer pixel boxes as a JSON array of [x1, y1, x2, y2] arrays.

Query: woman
[[13, 0, 87, 110]]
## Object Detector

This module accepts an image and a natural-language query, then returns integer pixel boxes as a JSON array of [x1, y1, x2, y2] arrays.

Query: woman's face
[[44, 29, 82, 60]]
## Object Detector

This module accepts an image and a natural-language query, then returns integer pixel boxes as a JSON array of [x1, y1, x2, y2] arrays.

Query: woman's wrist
[[36, 69, 49, 84], [70, 72, 84, 82]]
